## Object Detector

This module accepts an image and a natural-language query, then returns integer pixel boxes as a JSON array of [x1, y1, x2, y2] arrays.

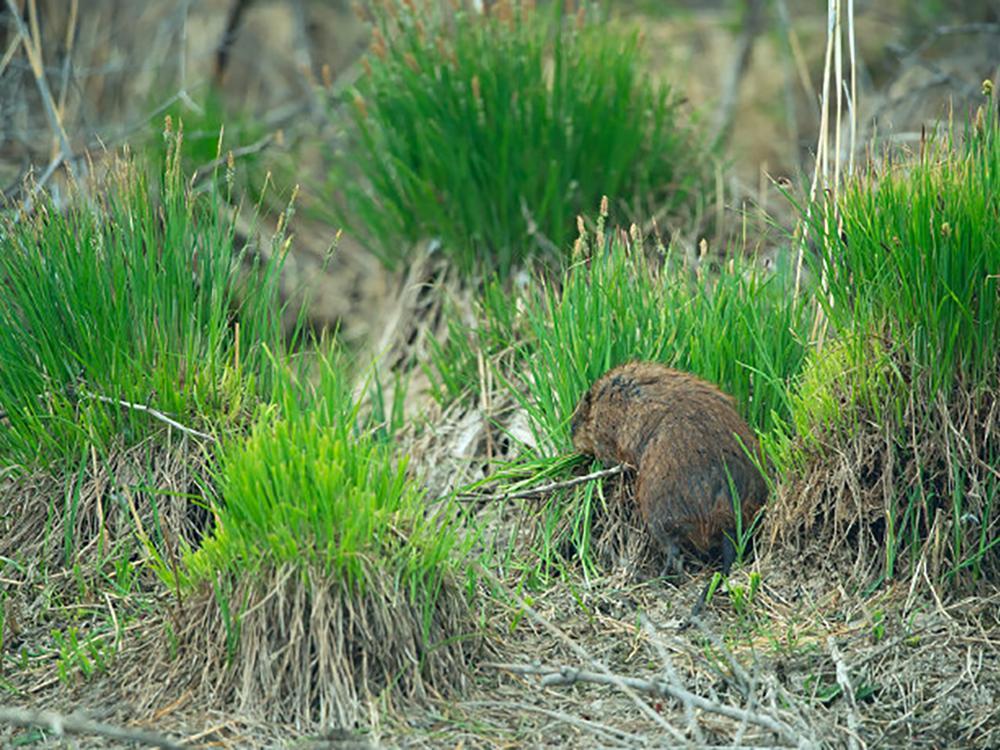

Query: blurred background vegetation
[[2, 0, 996, 343]]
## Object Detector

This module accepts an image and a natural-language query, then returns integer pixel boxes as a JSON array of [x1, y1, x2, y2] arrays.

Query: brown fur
[[570, 362, 767, 565]]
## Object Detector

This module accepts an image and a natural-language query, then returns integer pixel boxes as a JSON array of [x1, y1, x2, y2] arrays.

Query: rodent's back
[[570, 362, 766, 558], [571, 362, 738, 463]]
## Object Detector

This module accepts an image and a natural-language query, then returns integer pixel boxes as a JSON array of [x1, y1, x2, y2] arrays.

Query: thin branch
[[459, 463, 629, 501], [0, 706, 184, 750], [76, 389, 216, 442], [908, 22, 1000, 60], [710, 0, 766, 150], [487, 662, 802, 745], [11, 151, 65, 218], [175, 0, 202, 115], [477, 566, 686, 741], [0, 34, 18, 78], [462, 700, 642, 747], [639, 614, 708, 744], [772, 0, 804, 168], [214, 0, 255, 82], [4, 0, 74, 164], [191, 132, 276, 184], [827, 637, 862, 750], [55, 0, 79, 135]]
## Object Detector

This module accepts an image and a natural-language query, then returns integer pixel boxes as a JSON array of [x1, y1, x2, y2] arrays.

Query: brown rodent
[[570, 362, 767, 611]]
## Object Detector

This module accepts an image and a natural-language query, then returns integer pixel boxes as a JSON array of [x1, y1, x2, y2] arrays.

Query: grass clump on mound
[[0, 120, 287, 471], [0, 123, 291, 579], [332, 0, 709, 274], [154, 353, 480, 729], [771, 92, 1000, 585]]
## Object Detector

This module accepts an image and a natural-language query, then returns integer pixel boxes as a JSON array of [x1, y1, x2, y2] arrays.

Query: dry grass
[[769, 345, 1000, 587], [0, 438, 212, 581], [5, 553, 1000, 748], [377, 558, 1000, 748], [117, 562, 484, 733]]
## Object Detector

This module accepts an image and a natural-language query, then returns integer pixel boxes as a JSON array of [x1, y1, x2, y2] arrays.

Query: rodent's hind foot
[[655, 537, 686, 578]]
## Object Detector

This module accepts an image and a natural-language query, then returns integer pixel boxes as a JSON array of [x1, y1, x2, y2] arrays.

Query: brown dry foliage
[[122, 561, 485, 730], [0, 439, 211, 577], [769, 348, 1000, 586]]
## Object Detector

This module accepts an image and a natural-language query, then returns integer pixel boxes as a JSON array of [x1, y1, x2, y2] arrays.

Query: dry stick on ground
[[648, 613, 818, 745], [476, 566, 688, 743], [462, 700, 643, 748], [713, 617, 817, 740], [827, 636, 862, 750], [489, 663, 804, 746], [638, 614, 708, 745], [691, 610, 825, 744], [0, 706, 184, 750], [687, 614, 754, 698], [459, 464, 629, 502]]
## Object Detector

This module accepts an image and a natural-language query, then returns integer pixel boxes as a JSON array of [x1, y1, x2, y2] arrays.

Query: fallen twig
[[639, 613, 708, 745], [488, 662, 802, 746], [462, 700, 642, 747], [75, 389, 216, 442], [0, 706, 183, 750], [477, 565, 687, 742], [827, 637, 862, 750]]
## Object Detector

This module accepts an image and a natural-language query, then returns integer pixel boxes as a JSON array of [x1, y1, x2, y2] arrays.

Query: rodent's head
[[569, 388, 594, 454]]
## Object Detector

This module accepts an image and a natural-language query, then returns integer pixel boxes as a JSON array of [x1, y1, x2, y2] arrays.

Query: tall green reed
[[331, 0, 710, 274], [0, 120, 290, 468]]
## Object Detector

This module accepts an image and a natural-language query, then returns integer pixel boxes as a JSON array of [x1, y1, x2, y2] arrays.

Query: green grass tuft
[[0, 122, 290, 469], [810, 98, 1000, 399], [772, 92, 1000, 584], [330, 0, 710, 274], [180, 350, 469, 600]]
